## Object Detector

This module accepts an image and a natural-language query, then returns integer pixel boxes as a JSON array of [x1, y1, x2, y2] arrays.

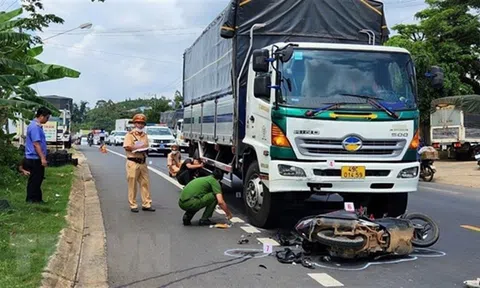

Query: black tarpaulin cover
[[183, 0, 389, 106]]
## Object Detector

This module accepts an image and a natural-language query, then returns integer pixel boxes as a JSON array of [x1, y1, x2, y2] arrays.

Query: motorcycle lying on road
[[420, 159, 436, 182], [295, 209, 440, 259]]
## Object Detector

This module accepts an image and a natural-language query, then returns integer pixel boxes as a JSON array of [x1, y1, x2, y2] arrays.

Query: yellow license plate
[[341, 166, 366, 179]]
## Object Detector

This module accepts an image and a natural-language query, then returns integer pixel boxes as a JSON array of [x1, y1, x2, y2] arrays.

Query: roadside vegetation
[[0, 1, 102, 287], [0, 165, 74, 288]]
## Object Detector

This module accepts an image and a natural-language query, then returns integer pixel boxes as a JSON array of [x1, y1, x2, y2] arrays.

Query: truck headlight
[[278, 164, 306, 177], [397, 167, 419, 178]]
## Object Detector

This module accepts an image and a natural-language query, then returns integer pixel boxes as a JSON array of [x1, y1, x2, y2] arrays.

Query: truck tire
[[243, 161, 278, 228]]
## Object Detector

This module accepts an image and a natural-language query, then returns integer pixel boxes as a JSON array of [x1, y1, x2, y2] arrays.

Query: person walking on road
[[178, 169, 232, 226], [123, 114, 155, 213], [24, 107, 51, 203]]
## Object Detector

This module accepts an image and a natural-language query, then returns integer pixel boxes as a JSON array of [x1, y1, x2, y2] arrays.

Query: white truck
[[430, 95, 480, 160], [182, 0, 444, 228], [115, 118, 133, 132]]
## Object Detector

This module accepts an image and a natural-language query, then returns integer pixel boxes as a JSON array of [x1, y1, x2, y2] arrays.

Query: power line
[[39, 31, 200, 38], [5, 0, 18, 11], [46, 42, 181, 64], [43, 27, 203, 33]]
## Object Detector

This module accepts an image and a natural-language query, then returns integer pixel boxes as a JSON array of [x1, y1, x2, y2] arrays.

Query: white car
[[145, 126, 176, 156], [111, 131, 127, 146]]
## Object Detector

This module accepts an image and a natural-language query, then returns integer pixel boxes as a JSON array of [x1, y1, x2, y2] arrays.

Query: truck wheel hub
[[246, 176, 263, 211]]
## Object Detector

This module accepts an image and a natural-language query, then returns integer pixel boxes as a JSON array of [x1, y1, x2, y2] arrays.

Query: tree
[[173, 90, 183, 109], [72, 101, 89, 124], [0, 8, 80, 136], [385, 0, 480, 124]]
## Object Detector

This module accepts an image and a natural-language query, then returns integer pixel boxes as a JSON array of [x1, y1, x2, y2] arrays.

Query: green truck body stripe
[[270, 106, 419, 161]]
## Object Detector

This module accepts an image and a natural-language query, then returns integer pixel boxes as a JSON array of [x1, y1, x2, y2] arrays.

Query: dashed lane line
[[461, 225, 480, 232], [257, 237, 280, 246], [308, 273, 344, 287], [239, 225, 261, 234], [106, 149, 184, 189]]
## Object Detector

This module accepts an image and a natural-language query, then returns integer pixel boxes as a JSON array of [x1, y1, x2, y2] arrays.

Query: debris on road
[[259, 264, 267, 269], [210, 223, 231, 229], [275, 248, 315, 269], [238, 238, 249, 244]]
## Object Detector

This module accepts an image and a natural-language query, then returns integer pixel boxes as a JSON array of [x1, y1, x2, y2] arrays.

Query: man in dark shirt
[[178, 169, 232, 226], [24, 107, 51, 203], [176, 157, 203, 185]]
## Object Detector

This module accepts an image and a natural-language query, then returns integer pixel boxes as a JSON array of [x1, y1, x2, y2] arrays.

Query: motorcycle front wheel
[[404, 212, 440, 248], [314, 230, 366, 249]]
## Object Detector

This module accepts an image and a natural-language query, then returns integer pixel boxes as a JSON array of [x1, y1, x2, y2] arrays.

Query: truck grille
[[295, 137, 406, 158]]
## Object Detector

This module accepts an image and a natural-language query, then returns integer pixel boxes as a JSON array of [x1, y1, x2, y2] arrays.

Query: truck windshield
[[279, 49, 416, 111]]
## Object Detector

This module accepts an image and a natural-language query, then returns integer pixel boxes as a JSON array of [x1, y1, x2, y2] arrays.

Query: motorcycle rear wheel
[[404, 212, 440, 248], [314, 230, 366, 249], [421, 166, 434, 182]]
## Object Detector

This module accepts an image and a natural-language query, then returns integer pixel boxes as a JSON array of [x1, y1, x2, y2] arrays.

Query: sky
[[4, 0, 428, 108]]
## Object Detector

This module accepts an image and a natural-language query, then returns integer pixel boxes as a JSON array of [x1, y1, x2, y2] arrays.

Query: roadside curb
[[41, 150, 108, 288]]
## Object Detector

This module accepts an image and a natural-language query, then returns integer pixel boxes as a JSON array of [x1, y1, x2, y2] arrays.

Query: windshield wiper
[[305, 103, 347, 117], [339, 93, 399, 119]]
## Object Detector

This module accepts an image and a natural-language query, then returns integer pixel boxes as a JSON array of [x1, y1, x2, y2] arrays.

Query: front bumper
[[148, 143, 172, 153], [267, 160, 420, 194]]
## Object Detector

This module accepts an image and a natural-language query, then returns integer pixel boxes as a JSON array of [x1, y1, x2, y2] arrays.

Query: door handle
[[249, 115, 255, 122]]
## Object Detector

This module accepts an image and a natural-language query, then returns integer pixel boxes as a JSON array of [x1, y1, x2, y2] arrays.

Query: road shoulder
[[41, 150, 108, 288]]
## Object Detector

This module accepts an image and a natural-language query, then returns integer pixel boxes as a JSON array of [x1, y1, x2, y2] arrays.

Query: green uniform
[[178, 175, 222, 220]]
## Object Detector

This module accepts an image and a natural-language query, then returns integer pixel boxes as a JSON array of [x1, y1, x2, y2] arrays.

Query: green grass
[[0, 165, 74, 288]]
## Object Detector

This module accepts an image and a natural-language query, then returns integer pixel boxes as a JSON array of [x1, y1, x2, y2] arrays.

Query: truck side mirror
[[254, 73, 271, 99], [252, 49, 269, 73], [280, 45, 294, 63], [427, 66, 444, 89]]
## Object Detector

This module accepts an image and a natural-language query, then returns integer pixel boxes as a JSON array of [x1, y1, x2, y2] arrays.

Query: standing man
[[123, 114, 155, 213], [99, 129, 106, 145], [178, 169, 232, 226], [25, 107, 51, 203]]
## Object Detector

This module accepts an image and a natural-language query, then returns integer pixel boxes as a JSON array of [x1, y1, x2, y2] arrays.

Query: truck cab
[[175, 119, 189, 152]]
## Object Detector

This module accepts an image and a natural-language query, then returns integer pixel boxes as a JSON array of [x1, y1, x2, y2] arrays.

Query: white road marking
[[419, 185, 461, 195], [106, 149, 183, 189], [240, 226, 261, 234], [229, 217, 244, 223], [308, 273, 344, 287], [256, 237, 280, 246]]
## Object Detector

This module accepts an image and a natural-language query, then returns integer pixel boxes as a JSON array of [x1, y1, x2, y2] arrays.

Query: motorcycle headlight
[[397, 167, 419, 178], [278, 164, 306, 177]]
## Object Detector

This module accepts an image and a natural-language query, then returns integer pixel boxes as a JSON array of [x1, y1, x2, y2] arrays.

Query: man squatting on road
[[123, 113, 156, 213], [178, 168, 233, 226]]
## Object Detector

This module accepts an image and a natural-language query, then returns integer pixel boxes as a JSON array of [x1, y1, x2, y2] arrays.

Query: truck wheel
[[243, 161, 278, 228]]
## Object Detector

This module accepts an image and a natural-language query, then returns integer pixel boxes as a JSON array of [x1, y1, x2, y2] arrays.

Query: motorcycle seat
[[320, 209, 359, 220]]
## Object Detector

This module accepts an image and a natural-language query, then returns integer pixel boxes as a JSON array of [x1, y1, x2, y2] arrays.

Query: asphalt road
[[78, 145, 480, 288]]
